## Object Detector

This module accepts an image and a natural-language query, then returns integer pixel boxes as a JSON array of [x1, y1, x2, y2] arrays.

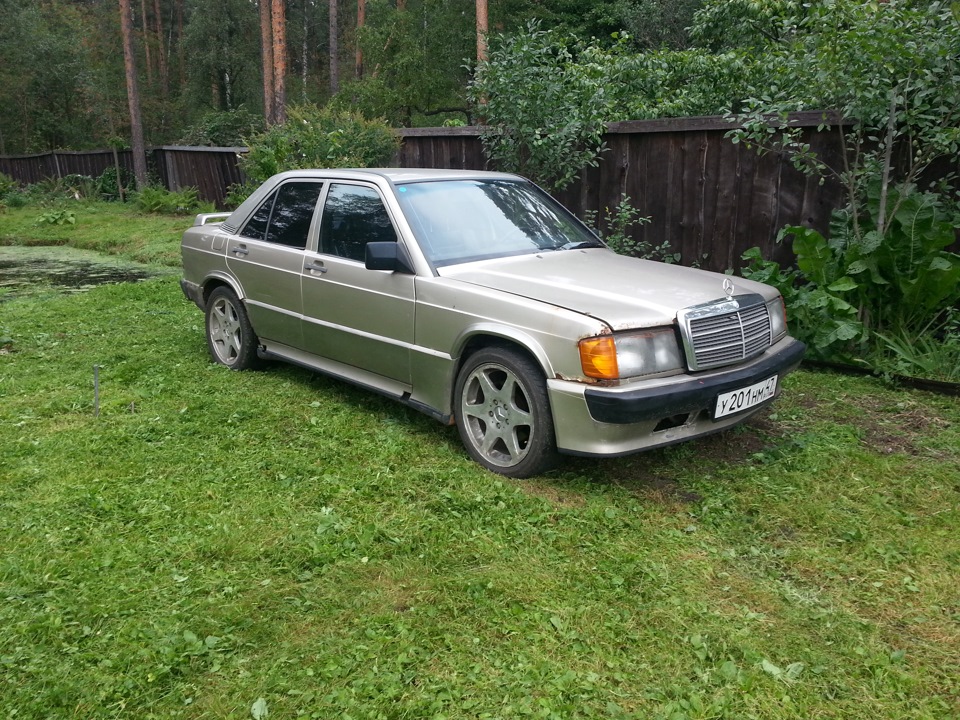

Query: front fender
[[451, 322, 556, 379]]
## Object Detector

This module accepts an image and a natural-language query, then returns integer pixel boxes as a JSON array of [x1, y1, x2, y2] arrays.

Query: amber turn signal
[[579, 336, 620, 380]]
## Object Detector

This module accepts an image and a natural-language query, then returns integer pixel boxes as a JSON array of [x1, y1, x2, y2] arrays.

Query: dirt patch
[[522, 479, 588, 508], [637, 475, 704, 504], [696, 414, 779, 463], [855, 401, 951, 456]]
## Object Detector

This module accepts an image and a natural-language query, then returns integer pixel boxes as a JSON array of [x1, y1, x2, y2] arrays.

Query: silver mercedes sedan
[[180, 169, 805, 477]]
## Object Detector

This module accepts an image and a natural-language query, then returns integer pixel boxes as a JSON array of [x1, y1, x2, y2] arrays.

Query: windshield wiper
[[557, 240, 605, 251]]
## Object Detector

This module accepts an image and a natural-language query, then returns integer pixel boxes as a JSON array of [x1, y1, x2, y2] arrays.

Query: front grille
[[677, 294, 771, 371]]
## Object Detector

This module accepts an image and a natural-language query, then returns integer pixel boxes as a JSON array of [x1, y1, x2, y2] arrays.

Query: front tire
[[454, 347, 558, 478], [205, 286, 260, 370]]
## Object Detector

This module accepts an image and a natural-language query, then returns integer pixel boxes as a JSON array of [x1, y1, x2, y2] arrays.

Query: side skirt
[[258, 341, 450, 424]]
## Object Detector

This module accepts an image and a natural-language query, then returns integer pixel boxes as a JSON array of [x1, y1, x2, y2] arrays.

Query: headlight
[[767, 295, 787, 342], [579, 328, 684, 380]]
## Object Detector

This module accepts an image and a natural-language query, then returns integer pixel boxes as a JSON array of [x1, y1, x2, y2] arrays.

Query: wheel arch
[[450, 326, 554, 410], [200, 273, 245, 306]]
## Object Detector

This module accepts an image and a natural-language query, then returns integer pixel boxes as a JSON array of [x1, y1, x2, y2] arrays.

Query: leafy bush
[[469, 22, 611, 192], [179, 107, 264, 147], [0, 172, 18, 199], [603, 47, 760, 121], [134, 186, 213, 215], [239, 105, 399, 183], [2, 191, 28, 208], [34, 208, 77, 226], [23, 174, 99, 203], [96, 167, 134, 202], [224, 181, 259, 210], [469, 23, 762, 191], [742, 185, 960, 368], [729, 1, 960, 380]]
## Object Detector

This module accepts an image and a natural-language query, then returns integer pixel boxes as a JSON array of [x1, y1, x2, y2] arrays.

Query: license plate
[[714, 375, 778, 419]]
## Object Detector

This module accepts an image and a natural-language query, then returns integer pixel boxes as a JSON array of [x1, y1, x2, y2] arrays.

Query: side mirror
[[365, 242, 413, 273]]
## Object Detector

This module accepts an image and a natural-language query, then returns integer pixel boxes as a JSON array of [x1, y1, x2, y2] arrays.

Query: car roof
[[221, 168, 529, 233], [268, 168, 524, 183]]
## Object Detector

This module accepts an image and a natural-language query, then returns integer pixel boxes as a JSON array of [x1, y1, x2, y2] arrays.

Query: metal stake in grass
[[93, 365, 100, 417]]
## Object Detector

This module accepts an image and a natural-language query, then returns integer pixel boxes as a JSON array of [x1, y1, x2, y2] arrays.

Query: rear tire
[[454, 347, 558, 478], [205, 286, 260, 370]]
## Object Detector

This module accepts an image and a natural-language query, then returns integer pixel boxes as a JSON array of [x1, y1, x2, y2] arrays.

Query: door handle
[[305, 261, 328, 274], [231, 245, 249, 257]]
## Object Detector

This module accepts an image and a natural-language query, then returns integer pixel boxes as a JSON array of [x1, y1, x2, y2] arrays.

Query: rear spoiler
[[193, 212, 231, 226]]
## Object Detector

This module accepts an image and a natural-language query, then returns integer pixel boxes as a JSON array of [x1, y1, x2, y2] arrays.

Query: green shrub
[[239, 104, 399, 183], [34, 208, 77, 226], [0, 172, 18, 199], [96, 167, 134, 201], [22, 174, 98, 203], [469, 22, 611, 192], [134, 186, 213, 215], [2, 191, 29, 208], [224, 181, 259, 210], [179, 107, 264, 147], [742, 184, 960, 373]]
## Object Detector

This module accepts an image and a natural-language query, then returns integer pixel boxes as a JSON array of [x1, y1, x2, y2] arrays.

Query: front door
[[300, 182, 415, 385]]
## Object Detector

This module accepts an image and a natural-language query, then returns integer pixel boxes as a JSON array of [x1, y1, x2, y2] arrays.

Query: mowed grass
[[1, 278, 958, 719]]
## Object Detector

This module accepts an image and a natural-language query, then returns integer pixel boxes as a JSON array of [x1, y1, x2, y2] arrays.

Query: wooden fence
[[0, 146, 247, 208], [5, 113, 944, 272]]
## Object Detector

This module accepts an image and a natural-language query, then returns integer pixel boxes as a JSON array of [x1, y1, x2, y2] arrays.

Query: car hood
[[438, 249, 774, 330]]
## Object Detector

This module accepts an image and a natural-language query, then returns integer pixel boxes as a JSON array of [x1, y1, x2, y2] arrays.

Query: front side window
[[239, 181, 324, 249], [319, 184, 398, 262]]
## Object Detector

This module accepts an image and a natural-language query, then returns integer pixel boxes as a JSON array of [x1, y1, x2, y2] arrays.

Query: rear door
[[225, 180, 324, 347]]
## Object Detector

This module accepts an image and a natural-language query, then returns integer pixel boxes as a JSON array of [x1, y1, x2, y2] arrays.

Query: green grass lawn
[[0, 201, 187, 266], [1, 275, 958, 719]]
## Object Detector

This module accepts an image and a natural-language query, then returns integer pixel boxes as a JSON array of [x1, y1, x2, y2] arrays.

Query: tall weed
[[583, 194, 680, 263], [133, 186, 213, 215]]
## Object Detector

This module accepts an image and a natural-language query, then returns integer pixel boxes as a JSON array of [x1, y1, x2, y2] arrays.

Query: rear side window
[[239, 181, 323, 249]]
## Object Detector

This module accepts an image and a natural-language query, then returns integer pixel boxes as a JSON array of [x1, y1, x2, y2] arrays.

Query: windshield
[[394, 179, 604, 266]]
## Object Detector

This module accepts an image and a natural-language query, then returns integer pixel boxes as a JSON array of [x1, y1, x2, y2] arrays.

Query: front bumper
[[584, 337, 806, 424], [547, 337, 805, 457]]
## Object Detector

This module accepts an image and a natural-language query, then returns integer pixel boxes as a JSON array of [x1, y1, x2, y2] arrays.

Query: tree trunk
[[329, 0, 339, 94], [176, 0, 185, 88], [302, 0, 309, 103], [272, 0, 287, 124], [476, 0, 488, 64], [119, 0, 148, 190], [112, 146, 125, 203], [356, 0, 365, 79], [259, 0, 275, 123], [153, 0, 168, 98], [140, 0, 153, 85]]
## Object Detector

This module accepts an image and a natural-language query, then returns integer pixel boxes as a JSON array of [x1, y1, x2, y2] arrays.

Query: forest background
[[0, 0, 707, 155]]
